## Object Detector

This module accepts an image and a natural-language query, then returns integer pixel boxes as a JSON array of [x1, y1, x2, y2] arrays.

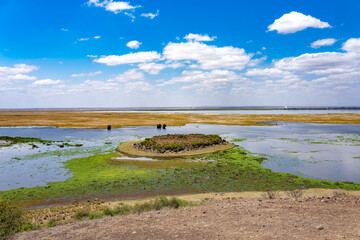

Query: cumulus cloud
[[184, 33, 216, 42], [141, 10, 159, 19], [162, 70, 249, 92], [245, 68, 293, 78], [32, 79, 63, 86], [7, 74, 37, 81], [248, 56, 267, 67], [0, 64, 38, 83], [163, 41, 251, 70], [94, 51, 161, 65], [122, 81, 153, 92], [126, 40, 142, 49], [109, 69, 144, 82], [311, 38, 337, 48], [138, 61, 184, 74], [87, 0, 140, 13], [0, 64, 38, 76], [342, 38, 360, 53], [268, 11, 331, 34], [71, 71, 103, 77], [274, 51, 359, 74], [138, 62, 166, 74]]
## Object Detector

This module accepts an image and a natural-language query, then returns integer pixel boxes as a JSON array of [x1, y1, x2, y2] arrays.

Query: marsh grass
[[1, 111, 360, 128], [261, 190, 281, 199], [73, 210, 90, 220], [286, 189, 304, 199], [103, 196, 194, 217]]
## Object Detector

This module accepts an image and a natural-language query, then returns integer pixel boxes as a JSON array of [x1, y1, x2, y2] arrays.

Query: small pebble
[[316, 225, 324, 230]]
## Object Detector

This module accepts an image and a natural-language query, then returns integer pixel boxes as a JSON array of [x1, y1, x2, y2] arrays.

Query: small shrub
[[73, 210, 90, 220], [46, 219, 55, 228], [286, 189, 304, 199], [133, 202, 154, 213], [261, 190, 281, 199], [21, 222, 39, 232], [103, 208, 115, 216], [113, 205, 131, 215], [0, 199, 25, 239], [332, 190, 349, 197], [88, 213, 103, 220]]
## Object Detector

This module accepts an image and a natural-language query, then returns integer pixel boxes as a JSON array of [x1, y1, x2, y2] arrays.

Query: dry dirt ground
[[16, 194, 360, 240]]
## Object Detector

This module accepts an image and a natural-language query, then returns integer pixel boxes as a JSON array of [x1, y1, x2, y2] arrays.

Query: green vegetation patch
[[1, 145, 360, 206], [0, 136, 55, 148], [0, 199, 36, 239], [0, 136, 84, 149], [135, 134, 228, 153]]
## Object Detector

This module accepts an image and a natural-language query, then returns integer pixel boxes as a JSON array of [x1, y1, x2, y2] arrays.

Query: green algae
[[0, 136, 55, 148], [1, 144, 359, 205]]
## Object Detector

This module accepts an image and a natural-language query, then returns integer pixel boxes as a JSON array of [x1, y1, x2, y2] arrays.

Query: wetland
[[1, 121, 360, 207]]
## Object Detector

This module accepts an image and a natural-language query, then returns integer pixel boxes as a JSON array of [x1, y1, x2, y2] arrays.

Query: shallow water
[[87, 109, 360, 115], [0, 122, 359, 191]]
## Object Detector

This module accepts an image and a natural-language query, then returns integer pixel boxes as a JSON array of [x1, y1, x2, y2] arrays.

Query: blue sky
[[0, 0, 359, 108]]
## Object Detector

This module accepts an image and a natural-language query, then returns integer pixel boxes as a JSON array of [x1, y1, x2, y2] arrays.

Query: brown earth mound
[[134, 134, 228, 154]]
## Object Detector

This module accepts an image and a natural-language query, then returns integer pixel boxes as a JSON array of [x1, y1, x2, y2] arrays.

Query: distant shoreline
[[1, 106, 360, 111]]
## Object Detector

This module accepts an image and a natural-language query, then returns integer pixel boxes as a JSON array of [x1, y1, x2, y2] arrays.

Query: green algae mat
[[1, 144, 359, 207]]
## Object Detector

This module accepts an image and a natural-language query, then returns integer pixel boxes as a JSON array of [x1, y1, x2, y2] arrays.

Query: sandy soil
[[16, 193, 360, 240]]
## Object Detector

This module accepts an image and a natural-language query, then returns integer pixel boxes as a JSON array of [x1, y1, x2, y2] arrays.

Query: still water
[[88, 109, 360, 115], [0, 123, 359, 191]]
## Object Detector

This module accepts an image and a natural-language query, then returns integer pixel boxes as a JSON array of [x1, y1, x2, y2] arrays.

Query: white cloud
[[32, 79, 63, 86], [248, 56, 267, 67], [274, 51, 359, 74], [138, 62, 166, 74], [126, 40, 142, 49], [268, 11, 331, 34], [245, 68, 293, 78], [163, 41, 251, 70], [0, 64, 39, 84], [311, 38, 337, 48], [93, 36, 101, 39], [123, 81, 153, 92], [124, 12, 135, 21], [87, 55, 98, 58], [141, 10, 159, 19], [342, 38, 360, 53], [61, 28, 69, 32], [0, 64, 38, 76], [71, 71, 103, 77], [163, 70, 248, 92], [184, 33, 216, 42], [78, 38, 90, 41], [105, 1, 140, 13], [109, 69, 144, 82], [87, 0, 141, 14], [82, 80, 119, 91], [94, 51, 161, 66], [7, 74, 37, 81]]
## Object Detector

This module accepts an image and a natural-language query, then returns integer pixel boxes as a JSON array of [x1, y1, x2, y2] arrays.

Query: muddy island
[[118, 134, 235, 157]]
